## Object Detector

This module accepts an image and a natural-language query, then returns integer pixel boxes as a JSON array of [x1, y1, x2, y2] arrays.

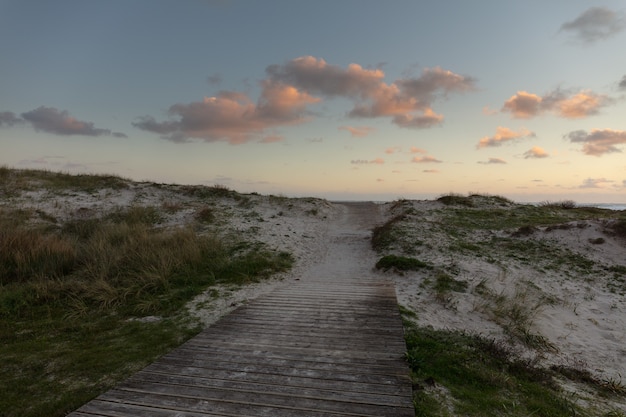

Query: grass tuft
[[434, 272, 468, 295], [540, 200, 577, 209], [371, 214, 406, 251]]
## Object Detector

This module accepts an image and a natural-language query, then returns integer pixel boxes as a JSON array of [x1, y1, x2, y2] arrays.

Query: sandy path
[[187, 202, 387, 327], [296, 202, 384, 281]]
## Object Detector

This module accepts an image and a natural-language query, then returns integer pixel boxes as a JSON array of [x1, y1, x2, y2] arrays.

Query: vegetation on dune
[[403, 318, 581, 417], [0, 168, 295, 417], [404, 319, 626, 416], [372, 213, 408, 251], [375, 193, 626, 416], [437, 192, 514, 208], [0, 166, 129, 195]]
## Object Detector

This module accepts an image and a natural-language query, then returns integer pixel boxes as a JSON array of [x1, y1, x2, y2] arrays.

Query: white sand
[[379, 199, 626, 412]]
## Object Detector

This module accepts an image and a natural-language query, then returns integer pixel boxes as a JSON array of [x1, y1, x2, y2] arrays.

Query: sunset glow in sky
[[1, 1, 626, 202]]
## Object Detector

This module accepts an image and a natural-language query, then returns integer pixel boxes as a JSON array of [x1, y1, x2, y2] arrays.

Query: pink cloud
[[477, 126, 535, 148], [134, 84, 319, 144], [566, 129, 626, 156], [482, 106, 498, 116], [409, 146, 427, 154], [502, 89, 610, 119], [523, 146, 549, 159], [257, 80, 320, 122], [136, 56, 477, 144], [269, 57, 475, 129], [502, 91, 542, 118], [338, 125, 376, 137], [411, 155, 442, 163], [557, 91, 609, 118], [392, 109, 444, 128], [385, 146, 402, 154], [266, 56, 384, 99]]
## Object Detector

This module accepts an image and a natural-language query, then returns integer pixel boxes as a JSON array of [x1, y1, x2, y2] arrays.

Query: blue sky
[[1, 1, 626, 202]]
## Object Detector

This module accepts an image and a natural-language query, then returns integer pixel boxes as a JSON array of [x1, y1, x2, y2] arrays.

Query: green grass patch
[[403, 321, 579, 416], [0, 312, 197, 417]]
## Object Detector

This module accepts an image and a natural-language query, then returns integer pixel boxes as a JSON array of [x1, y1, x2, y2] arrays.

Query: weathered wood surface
[[67, 203, 414, 416]]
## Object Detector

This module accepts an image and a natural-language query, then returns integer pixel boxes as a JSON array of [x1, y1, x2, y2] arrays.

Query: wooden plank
[[157, 349, 409, 374], [97, 389, 413, 417], [138, 364, 410, 397], [125, 371, 412, 407], [110, 381, 412, 416], [185, 332, 407, 350]]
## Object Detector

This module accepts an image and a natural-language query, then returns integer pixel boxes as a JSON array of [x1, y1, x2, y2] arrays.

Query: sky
[[1, 1, 626, 203]]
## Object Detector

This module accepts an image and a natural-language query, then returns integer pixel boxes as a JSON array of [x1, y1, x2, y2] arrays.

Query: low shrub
[[437, 193, 474, 207], [195, 207, 215, 223], [375, 255, 432, 272]]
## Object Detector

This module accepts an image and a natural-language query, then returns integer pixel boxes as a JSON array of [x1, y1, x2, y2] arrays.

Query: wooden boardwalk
[[67, 203, 414, 417]]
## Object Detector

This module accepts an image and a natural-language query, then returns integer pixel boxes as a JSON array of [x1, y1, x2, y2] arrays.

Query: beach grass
[[0, 168, 294, 417], [403, 318, 580, 417]]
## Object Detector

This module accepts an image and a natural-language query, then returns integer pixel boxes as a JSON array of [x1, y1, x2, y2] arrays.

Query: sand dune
[[3, 172, 625, 413]]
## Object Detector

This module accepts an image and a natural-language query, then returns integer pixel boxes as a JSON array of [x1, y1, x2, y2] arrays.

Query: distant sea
[[527, 203, 626, 211], [583, 203, 626, 211], [370, 200, 626, 210]]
